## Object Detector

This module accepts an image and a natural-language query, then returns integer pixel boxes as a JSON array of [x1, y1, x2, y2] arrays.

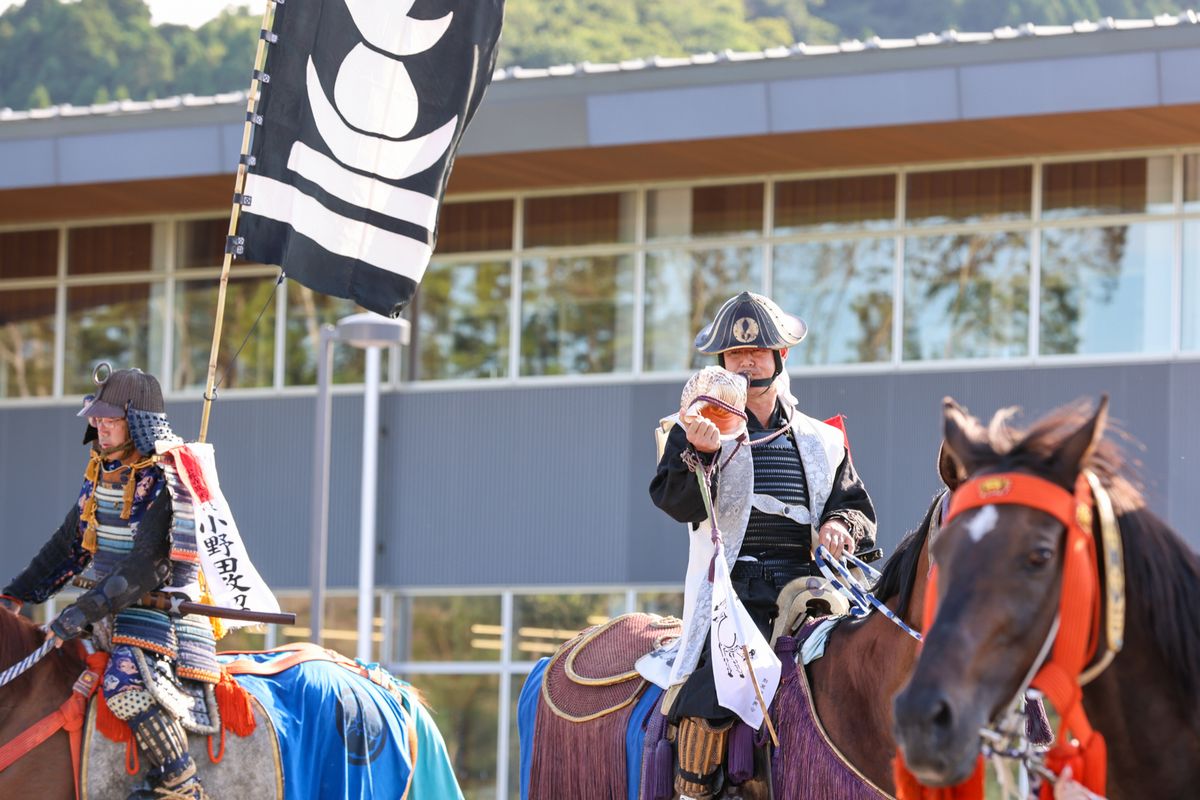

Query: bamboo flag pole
[[198, 0, 279, 443]]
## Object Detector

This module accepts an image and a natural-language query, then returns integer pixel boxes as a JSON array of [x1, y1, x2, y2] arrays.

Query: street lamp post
[[308, 314, 410, 660]]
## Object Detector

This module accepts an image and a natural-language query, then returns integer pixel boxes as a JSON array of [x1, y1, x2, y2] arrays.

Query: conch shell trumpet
[[680, 366, 748, 439]]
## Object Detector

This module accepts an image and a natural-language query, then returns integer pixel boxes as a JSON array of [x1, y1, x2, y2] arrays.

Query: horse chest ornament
[[896, 469, 1125, 800]]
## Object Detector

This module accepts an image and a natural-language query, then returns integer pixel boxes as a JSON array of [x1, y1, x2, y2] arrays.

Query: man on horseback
[[0, 366, 216, 800], [650, 291, 877, 798]]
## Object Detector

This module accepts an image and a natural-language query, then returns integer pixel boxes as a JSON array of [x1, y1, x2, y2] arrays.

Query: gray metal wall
[[2, 362, 1196, 590]]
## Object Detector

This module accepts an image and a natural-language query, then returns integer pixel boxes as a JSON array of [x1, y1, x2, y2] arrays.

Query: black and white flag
[[238, 0, 505, 317]]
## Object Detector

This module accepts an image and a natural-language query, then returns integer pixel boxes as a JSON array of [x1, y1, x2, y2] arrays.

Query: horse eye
[[1027, 547, 1054, 568]]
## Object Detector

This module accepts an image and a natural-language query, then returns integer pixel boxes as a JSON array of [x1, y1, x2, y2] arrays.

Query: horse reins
[[921, 468, 1127, 799]]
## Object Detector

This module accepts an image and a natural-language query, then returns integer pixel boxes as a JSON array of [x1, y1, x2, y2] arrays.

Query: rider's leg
[[104, 645, 206, 798], [675, 716, 734, 798]]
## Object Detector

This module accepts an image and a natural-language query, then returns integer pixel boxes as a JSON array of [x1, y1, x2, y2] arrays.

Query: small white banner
[[164, 443, 280, 628], [710, 552, 781, 729]]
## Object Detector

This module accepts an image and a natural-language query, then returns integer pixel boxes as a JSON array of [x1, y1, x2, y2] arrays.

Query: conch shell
[[680, 366, 748, 439]]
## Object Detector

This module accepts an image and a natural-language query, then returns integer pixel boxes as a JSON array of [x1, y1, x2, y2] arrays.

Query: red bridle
[[898, 471, 1108, 800]]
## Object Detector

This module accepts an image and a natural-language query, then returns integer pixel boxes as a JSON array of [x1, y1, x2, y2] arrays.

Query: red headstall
[[896, 471, 1107, 800]]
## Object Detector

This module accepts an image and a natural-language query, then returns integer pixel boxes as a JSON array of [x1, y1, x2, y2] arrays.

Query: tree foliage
[[0, 0, 1189, 110]]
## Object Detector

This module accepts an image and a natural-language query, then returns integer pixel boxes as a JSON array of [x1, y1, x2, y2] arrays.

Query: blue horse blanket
[[220, 652, 462, 800]]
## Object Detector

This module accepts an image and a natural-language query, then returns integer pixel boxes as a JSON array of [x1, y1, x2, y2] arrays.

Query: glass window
[[1043, 157, 1173, 220], [774, 174, 896, 234], [0, 228, 58, 279], [1186, 154, 1200, 213], [524, 192, 634, 248], [176, 218, 265, 270], [643, 246, 762, 372], [1184, 221, 1200, 351], [907, 166, 1032, 226], [0, 287, 55, 398], [520, 254, 635, 376], [636, 591, 684, 618], [403, 673, 499, 800], [173, 276, 277, 391], [773, 238, 894, 365], [1040, 222, 1173, 356], [406, 595, 502, 662], [64, 282, 166, 394], [416, 260, 510, 380], [903, 232, 1030, 361], [68, 224, 154, 274], [511, 593, 625, 660], [648, 183, 764, 241], [438, 199, 514, 253], [283, 283, 385, 385]]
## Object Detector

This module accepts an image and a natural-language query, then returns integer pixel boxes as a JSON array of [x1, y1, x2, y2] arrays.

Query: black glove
[[48, 604, 90, 639]]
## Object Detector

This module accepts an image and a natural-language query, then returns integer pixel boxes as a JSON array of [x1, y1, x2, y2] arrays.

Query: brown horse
[[523, 465, 955, 800], [0, 607, 82, 799], [894, 397, 1200, 798]]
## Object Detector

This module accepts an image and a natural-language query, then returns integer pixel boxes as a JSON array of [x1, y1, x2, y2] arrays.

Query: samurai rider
[[649, 292, 878, 799], [0, 367, 219, 800]]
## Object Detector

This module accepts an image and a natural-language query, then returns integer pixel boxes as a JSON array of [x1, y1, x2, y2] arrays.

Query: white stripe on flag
[[243, 173, 432, 281], [287, 141, 439, 230]]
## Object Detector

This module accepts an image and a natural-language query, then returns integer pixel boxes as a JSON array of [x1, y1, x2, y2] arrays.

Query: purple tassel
[[726, 722, 755, 784], [652, 738, 674, 800], [1025, 696, 1053, 745], [775, 635, 797, 682]]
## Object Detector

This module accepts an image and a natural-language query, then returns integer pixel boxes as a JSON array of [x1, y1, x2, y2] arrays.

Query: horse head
[[893, 395, 1110, 787]]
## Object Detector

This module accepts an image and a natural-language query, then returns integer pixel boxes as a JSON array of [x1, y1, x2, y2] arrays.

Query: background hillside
[[0, 0, 1190, 111]]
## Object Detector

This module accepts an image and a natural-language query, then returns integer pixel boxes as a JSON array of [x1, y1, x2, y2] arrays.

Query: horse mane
[[969, 400, 1200, 706], [0, 606, 46, 667], [870, 491, 940, 622]]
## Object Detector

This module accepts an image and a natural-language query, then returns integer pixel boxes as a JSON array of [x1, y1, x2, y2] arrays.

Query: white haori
[[157, 441, 280, 628], [637, 400, 846, 694]]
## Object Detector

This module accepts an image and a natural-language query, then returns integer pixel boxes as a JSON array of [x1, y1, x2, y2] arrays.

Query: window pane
[[904, 232, 1030, 360], [524, 192, 634, 247], [520, 254, 634, 376], [283, 283, 385, 385], [648, 183, 763, 241], [416, 260, 510, 380], [1043, 157, 1173, 220], [1186, 155, 1200, 213], [773, 238, 894, 365], [0, 229, 58, 279], [65, 282, 165, 394], [907, 166, 1031, 226], [1184, 221, 1200, 351], [407, 595, 502, 662], [636, 591, 684, 618], [511, 593, 625, 660], [774, 174, 895, 234], [68, 224, 154, 274], [173, 277, 277, 390], [177, 218, 266, 270], [1040, 223, 1173, 356], [0, 287, 55, 397], [403, 673, 498, 800], [643, 247, 762, 372], [439, 199, 514, 253]]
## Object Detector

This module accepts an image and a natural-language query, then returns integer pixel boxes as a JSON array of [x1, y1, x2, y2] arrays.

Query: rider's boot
[[675, 716, 732, 799], [124, 706, 209, 800]]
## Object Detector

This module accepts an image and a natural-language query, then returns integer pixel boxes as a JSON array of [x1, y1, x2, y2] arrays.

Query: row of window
[[1, 152, 1198, 398]]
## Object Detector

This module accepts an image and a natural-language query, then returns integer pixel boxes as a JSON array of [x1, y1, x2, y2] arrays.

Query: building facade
[[2, 16, 1199, 797]]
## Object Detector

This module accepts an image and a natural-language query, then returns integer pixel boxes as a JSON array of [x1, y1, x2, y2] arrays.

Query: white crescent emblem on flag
[[344, 0, 453, 56]]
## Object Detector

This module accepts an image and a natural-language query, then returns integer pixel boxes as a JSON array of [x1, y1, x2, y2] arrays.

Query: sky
[[0, 0, 267, 28]]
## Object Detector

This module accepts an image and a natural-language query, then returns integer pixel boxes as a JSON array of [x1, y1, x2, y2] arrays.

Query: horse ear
[[937, 441, 964, 490], [1049, 395, 1109, 483], [942, 397, 986, 478]]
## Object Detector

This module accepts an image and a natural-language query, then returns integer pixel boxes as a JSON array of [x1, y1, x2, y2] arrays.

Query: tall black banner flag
[[238, 0, 505, 317]]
